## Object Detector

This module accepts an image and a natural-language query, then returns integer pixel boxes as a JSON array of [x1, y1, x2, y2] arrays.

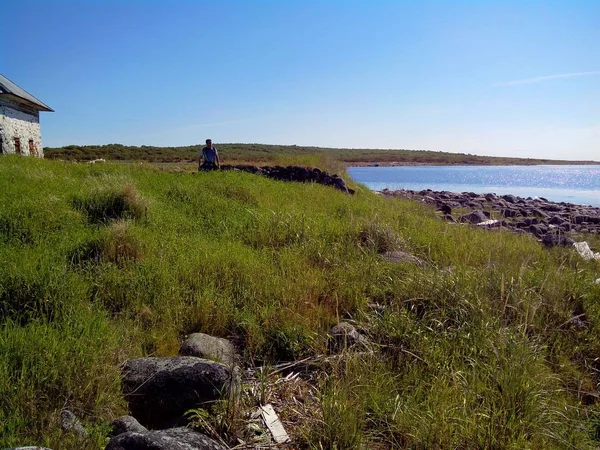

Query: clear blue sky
[[2, 0, 598, 160]]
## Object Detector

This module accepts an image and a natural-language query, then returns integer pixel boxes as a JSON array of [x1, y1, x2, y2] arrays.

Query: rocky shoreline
[[380, 188, 600, 248]]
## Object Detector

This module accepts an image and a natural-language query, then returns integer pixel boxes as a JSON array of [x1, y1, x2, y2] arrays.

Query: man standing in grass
[[199, 139, 221, 171]]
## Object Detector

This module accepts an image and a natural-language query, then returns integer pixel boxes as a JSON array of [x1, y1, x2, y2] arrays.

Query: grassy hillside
[[1, 155, 599, 449], [44, 142, 599, 166]]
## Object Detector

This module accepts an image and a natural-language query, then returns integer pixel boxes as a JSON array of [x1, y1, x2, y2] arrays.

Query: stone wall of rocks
[[381, 188, 600, 246], [219, 164, 354, 194]]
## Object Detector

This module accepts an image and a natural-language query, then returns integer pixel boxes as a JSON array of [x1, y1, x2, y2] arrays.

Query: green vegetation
[[44, 142, 599, 166], [1, 154, 599, 449]]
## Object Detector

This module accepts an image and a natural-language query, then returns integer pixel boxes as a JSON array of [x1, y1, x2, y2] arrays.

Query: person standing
[[199, 139, 220, 170]]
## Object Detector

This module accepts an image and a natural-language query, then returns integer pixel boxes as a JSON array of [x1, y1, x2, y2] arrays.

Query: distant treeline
[[43, 143, 599, 166]]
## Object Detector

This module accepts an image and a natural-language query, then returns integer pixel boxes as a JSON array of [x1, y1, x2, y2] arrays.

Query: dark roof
[[0, 73, 54, 112]]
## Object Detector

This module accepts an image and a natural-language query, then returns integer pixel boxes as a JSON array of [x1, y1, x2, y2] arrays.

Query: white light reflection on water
[[348, 165, 600, 206]]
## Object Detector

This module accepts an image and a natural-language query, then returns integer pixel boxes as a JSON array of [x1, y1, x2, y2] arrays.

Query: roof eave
[[0, 93, 54, 112]]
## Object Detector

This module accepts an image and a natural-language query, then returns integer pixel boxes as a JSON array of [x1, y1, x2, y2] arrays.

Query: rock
[[105, 427, 226, 450], [121, 356, 233, 429], [476, 219, 501, 228], [501, 208, 519, 218], [6, 448, 53, 450], [529, 224, 548, 238], [573, 242, 600, 261], [502, 194, 518, 203], [542, 234, 575, 247], [437, 202, 452, 215], [548, 216, 564, 225], [531, 208, 549, 218], [179, 333, 236, 366], [382, 250, 424, 266], [328, 322, 369, 353], [60, 409, 87, 437], [110, 416, 147, 437], [459, 210, 487, 224]]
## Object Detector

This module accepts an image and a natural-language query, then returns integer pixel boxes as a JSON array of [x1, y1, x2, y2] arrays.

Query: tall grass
[[0, 155, 598, 448]]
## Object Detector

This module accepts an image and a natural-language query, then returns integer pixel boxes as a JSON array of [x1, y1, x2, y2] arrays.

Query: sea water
[[347, 165, 600, 207]]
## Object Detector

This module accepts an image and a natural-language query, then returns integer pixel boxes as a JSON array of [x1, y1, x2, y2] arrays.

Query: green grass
[[0, 155, 599, 448]]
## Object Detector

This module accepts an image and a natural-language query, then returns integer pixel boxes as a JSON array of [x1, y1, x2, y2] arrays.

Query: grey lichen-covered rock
[[382, 250, 424, 266], [328, 322, 369, 353], [110, 415, 148, 437], [60, 409, 87, 436], [121, 356, 233, 429], [105, 427, 226, 450], [179, 333, 236, 366], [6, 447, 53, 450]]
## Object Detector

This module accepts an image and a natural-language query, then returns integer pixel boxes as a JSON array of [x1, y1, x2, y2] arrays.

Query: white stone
[[573, 241, 600, 261], [0, 98, 44, 157]]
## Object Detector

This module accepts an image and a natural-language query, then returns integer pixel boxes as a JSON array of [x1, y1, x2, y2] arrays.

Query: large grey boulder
[[458, 210, 487, 224], [121, 356, 233, 429], [105, 427, 226, 450], [179, 333, 236, 366]]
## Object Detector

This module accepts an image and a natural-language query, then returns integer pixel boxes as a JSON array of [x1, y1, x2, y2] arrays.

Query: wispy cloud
[[494, 71, 600, 87]]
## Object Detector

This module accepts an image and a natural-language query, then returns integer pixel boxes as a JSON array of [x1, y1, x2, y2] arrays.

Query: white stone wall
[[0, 98, 43, 157]]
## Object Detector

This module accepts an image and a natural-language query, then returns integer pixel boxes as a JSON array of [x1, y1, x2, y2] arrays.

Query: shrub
[[72, 184, 148, 224]]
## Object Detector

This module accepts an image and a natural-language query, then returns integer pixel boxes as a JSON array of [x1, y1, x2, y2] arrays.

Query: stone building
[[0, 73, 53, 157]]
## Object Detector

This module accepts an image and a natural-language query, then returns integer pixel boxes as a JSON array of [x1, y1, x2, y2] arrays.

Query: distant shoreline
[[345, 161, 600, 167]]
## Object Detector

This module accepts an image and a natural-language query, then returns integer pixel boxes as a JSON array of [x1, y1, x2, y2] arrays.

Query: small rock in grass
[[328, 322, 369, 353], [383, 251, 424, 266], [60, 409, 87, 437], [179, 333, 236, 366]]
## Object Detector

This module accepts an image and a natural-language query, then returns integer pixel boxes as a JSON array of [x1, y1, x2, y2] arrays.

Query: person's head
[[205, 139, 212, 147]]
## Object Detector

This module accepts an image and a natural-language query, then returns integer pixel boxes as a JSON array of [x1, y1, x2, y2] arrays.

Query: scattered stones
[[328, 322, 369, 353], [121, 356, 234, 429], [380, 188, 600, 247], [110, 415, 148, 437], [179, 333, 236, 366], [219, 164, 354, 194], [105, 427, 226, 450]]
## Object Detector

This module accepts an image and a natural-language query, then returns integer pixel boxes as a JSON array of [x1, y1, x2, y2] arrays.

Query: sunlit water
[[347, 165, 600, 207]]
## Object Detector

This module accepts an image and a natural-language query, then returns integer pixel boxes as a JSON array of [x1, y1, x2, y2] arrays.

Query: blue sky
[[2, 1, 598, 160]]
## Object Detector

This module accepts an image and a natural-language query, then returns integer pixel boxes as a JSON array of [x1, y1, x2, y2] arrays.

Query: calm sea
[[347, 165, 600, 207]]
